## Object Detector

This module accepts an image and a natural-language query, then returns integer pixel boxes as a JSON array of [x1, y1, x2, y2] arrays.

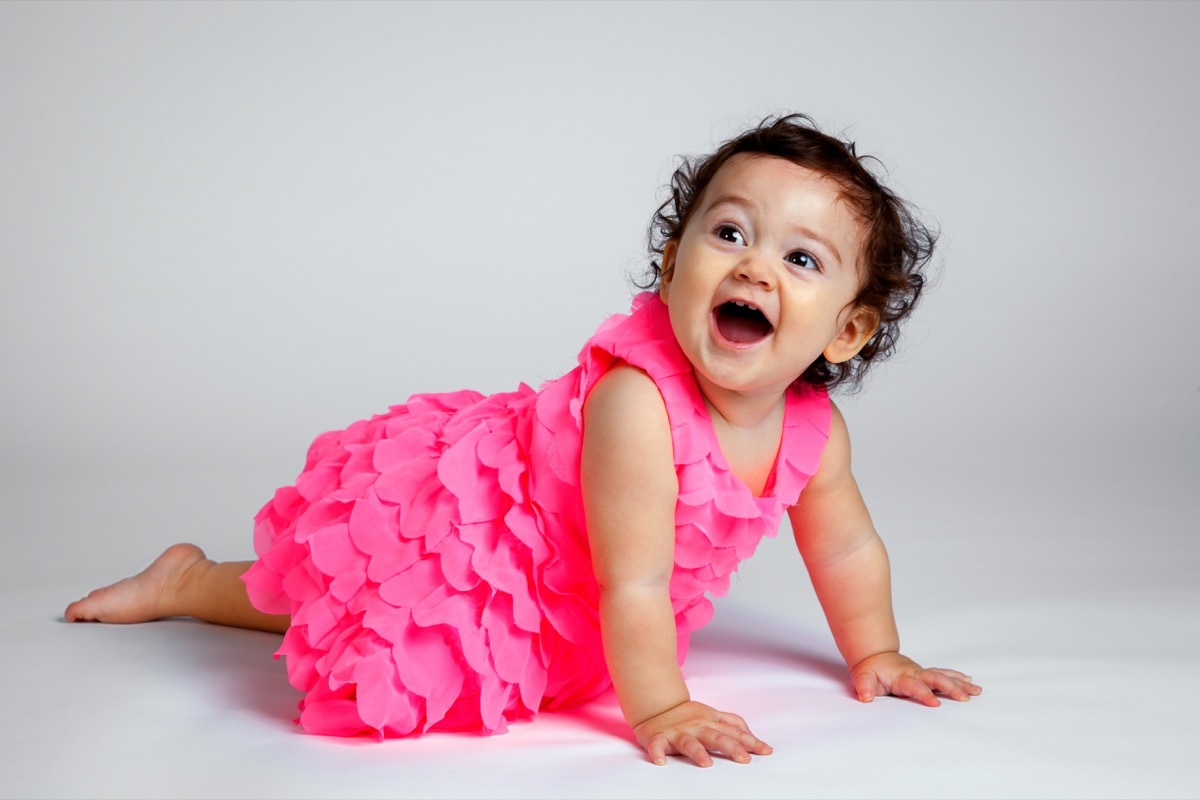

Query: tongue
[[716, 305, 772, 343]]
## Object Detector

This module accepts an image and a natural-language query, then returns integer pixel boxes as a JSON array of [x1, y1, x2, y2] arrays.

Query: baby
[[66, 113, 980, 767]]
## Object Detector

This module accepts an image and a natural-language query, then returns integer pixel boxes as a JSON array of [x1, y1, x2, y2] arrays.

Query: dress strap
[[577, 291, 697, 419], [772, 382, 831, 505]]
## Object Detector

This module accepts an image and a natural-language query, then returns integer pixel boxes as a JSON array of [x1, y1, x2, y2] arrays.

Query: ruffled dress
[[242, 292, 831, 738]]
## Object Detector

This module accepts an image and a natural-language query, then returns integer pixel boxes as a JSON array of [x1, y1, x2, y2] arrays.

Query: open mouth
[[713, 301, 774, 345]]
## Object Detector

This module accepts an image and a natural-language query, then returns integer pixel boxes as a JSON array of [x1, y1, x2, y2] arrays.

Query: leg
[[64, 543, 289, 634]]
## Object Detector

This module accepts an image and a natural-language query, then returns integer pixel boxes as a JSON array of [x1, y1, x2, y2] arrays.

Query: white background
[[2, 2, 1197, 798]]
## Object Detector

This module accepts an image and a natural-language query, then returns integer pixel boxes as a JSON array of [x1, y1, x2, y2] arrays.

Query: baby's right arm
[[581, 364, 771, 767]]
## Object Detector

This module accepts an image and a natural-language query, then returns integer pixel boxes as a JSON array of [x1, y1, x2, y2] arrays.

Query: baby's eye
[[715, 225, 746, 245], [787, 251, 821, 272]]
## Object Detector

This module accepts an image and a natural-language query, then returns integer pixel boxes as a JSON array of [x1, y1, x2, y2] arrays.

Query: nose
[[736, 252, 775, 290]]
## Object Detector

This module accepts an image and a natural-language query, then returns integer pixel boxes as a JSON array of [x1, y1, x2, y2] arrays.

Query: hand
[[632, 700, 772, 767], [851, 651, 982, 706]]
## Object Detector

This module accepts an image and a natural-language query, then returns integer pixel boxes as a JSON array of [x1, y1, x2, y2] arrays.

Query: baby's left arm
[[787, 402, 981, 706]]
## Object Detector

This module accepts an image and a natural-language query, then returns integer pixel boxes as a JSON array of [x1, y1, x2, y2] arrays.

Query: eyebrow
[[704, 193, 844, 266]]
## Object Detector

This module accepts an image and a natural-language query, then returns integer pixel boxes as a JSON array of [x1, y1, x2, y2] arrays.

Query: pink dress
[[243, 292, 831, 738]]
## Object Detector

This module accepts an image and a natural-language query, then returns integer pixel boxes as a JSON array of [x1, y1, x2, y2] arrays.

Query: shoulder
[[580, 366, 678, 585], [583, 362, 667, 429], [581, 362, 675, 491]]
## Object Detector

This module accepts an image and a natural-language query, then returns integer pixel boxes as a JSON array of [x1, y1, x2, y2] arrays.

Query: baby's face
[[660, 153, 871, 401]]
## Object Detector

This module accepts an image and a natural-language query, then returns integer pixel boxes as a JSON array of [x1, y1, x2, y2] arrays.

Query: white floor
[[3, 463, 1197, 800]]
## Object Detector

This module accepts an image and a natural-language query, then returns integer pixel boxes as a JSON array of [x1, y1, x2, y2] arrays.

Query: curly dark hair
[[638, 113, 937, 392]]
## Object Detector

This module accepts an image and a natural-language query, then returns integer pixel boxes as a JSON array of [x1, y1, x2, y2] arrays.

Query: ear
[[658, 240, 679, 303], [823, 305, 879, 364]]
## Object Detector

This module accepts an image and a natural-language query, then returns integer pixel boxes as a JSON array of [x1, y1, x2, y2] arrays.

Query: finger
[[729, 725, 772, 755], [737, 728, 773, 755], [921, 671, 969, 701], [698, 728, 753, 764], [675, 733, 714, 768], [930, 669, 983, 696], [921, 669, 979, 701], [645, 733, 670, 767], [710, 720, 772, 754], [853, 671, 882, 702], [895, 674, 941, 707]]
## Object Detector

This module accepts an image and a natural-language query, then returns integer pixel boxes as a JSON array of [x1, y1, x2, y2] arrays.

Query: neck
[[693, 372, 786, 430]]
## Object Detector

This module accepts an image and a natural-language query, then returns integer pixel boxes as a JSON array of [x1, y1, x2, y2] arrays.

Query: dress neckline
[[690, 378, 798, 502]]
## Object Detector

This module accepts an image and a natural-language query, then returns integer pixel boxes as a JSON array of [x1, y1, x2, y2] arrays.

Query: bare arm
[[582, 364, 771, 766], [582, 365, 685, 724], [788, 402, 981, 704]]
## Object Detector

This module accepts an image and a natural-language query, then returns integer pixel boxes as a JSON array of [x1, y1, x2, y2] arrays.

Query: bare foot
[[64, 543, 210, 623]]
